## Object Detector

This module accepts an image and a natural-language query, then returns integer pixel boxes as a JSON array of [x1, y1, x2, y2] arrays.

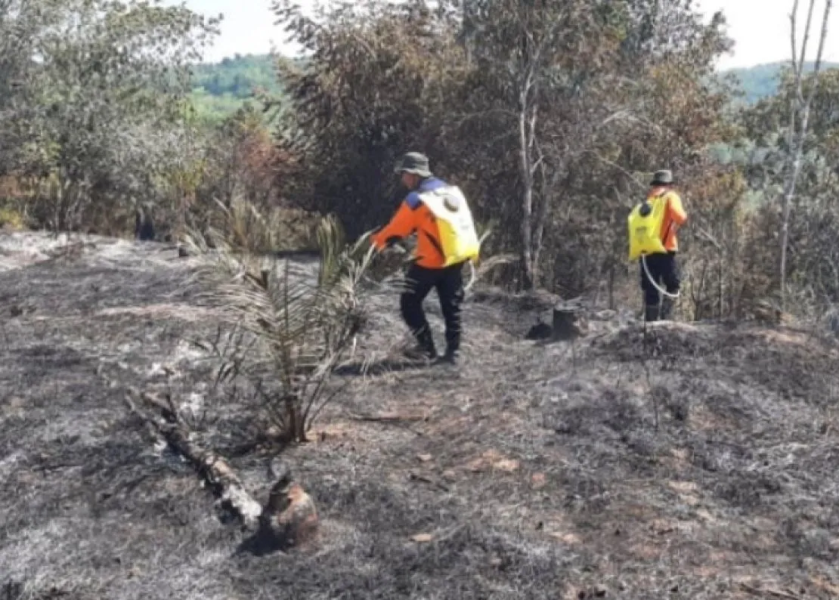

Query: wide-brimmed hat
[[394, 152, 432, 178], [650, 169, 674, 186]]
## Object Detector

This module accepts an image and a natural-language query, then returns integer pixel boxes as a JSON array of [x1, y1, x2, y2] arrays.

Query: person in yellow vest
[[641, 170, 687, 322], [371, 152, 480, 365]]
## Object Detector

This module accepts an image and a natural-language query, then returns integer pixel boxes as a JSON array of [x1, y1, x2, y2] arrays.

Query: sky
[[164, 0, 839, 70]]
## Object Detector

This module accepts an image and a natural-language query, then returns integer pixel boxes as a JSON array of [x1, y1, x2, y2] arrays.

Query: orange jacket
[[371, 178, 450, 269], [649, 186, 687, 252]]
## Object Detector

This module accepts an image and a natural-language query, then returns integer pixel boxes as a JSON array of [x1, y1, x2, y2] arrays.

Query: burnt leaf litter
[[2, 232, 839, 599]]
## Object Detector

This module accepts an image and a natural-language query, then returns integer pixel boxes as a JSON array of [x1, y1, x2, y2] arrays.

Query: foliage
[[175, 52, 839, 127], [186, 53, 292, 124], [183, 52, 839, 124], [188, 89, 258, 124], [0, 0, 49, 177], [164, 104, 300, 246], [198, 197, 319, 256], [272, 0, 740, 295], [270, 0, 471, 240], [0, 0, 220, 232], [0, 206, 26, 230], [191, 53, 286, 99], [739, 67, 839, 311]]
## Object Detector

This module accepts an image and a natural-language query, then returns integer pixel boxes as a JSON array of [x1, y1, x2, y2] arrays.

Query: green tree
[[0, 0, 54, 177], [1, 0, 220, 232]]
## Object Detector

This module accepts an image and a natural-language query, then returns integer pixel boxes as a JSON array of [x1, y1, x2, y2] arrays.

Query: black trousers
[[640, 252, 680, 307], [400, 262, 465, 355]]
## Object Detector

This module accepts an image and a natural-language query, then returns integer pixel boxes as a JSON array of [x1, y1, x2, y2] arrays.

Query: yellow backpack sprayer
[[628, 193, 680, 301]]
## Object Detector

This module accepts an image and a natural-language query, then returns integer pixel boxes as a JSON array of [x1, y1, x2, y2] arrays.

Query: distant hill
[[724, 61, 839, 104], [187, 53, 287, 123], [186, 54, 839, 122], [191, 53, 284, 98]]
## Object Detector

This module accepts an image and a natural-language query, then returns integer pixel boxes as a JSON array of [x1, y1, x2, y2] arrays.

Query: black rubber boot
[[644, 305, 660, 323], [660, 298, 674, 321], [404, 327, 437, 361], [437, 347, 460, 366]]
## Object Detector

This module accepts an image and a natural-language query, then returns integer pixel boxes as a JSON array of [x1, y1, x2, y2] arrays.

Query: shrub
[[0, 204, 27, 231]]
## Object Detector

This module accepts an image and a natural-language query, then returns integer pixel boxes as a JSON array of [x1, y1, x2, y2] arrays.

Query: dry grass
[[2, 232, 839, 599]]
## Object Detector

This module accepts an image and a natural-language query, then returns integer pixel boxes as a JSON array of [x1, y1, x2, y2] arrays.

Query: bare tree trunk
[[780, 0, 833, 310], [513, 9, 561, 291], [518, 83, 540, 290], [532, 152, 561, 292], [519, 120, 535, 289]]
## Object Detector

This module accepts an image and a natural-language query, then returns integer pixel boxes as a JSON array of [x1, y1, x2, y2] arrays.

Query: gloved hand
[[384, 237, 407, 254]]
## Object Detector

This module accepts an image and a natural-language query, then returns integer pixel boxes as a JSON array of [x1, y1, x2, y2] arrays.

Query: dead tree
[[124, 386, 319, 551], [779, 0, 834, 309]]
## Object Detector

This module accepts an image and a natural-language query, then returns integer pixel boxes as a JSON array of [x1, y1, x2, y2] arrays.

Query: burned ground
[[2, 232, 839, 599]]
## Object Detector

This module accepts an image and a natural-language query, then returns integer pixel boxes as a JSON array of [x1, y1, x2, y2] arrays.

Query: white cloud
[[161, 0, 309, 61], [698, 0, 839, 69]]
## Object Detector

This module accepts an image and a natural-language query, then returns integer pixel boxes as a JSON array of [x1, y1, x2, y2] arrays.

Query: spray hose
[[464, 260, 478, 292], [640, 254, 680, 300]]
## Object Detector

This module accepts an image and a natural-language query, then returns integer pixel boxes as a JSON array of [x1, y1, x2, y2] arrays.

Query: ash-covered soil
[[2, 231, 839, 600]]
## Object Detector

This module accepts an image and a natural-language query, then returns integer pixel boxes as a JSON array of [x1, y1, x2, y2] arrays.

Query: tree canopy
[[2, 0, 839, 318]]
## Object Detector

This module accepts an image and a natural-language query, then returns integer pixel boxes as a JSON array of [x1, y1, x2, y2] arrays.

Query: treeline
[[726, 61, 839, 105], [189, 53, 839, 114], [2, 0, 839, 321]]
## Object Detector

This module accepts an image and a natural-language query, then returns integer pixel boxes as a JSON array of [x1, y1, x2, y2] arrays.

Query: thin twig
[[740, 582, 799, 600], [347, 411, 428, 423]]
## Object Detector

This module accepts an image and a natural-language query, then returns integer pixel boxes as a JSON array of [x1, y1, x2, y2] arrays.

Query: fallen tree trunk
[[124, 387, 263, 530], [123, 384, 320, 550]]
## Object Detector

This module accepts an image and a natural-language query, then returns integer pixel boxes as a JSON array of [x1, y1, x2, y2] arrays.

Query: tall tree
[[271, 0, 468, 238], [779, 0, 834, 309], [740, 67, 839, 306], [0, 0, 54, 177]]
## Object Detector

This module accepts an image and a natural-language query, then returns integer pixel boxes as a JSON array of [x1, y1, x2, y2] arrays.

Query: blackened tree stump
[[552, 302, 586, 341]]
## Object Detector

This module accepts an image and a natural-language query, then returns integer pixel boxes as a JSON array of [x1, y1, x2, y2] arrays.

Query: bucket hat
[[650, 169, 674, 186], [394, 152, 432, 178]]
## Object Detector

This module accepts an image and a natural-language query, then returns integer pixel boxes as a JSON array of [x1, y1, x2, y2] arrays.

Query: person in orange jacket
[[641, 169, 688, 321], [370, 152, 472, 365]]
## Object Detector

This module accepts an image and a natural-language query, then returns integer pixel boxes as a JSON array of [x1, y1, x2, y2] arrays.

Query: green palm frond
[[183, 199, 390, 443]]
